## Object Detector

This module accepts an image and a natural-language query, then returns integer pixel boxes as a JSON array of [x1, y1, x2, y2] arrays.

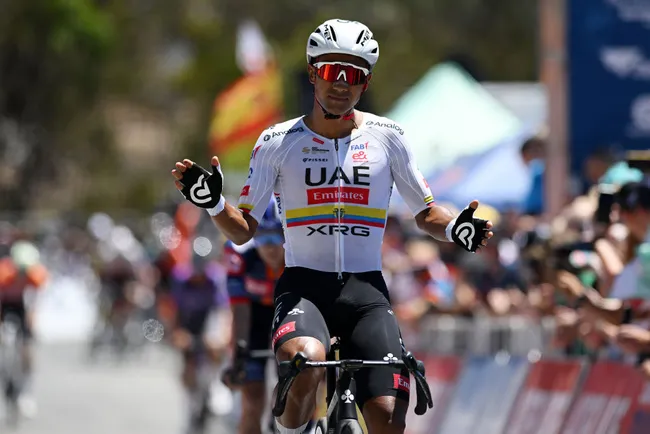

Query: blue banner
[[437, 356, 529, 434], [568, 0, 650, 173]]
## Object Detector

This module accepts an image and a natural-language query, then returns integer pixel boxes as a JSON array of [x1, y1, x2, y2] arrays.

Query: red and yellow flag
[[208, 65, 283, 171]]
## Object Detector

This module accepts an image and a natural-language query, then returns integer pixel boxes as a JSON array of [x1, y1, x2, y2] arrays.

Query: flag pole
[[539, 0, 569, 219]]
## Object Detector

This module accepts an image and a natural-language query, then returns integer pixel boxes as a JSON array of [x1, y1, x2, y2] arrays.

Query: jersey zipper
[[334, 138, 343, 281]]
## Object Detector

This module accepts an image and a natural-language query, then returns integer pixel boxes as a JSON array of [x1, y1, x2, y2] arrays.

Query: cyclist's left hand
[[449, 200, 493, 252]]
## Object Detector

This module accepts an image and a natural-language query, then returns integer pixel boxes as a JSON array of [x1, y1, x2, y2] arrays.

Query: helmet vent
[[315, 27, 322, 34], [371, 48, 378, 53], [309, 39, 318, 47], [329, 26, 337, 42], [355, 31, 365, 44]]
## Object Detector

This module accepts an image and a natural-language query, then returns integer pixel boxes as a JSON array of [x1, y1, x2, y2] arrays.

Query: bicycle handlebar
[[272, 350, 434, 418]]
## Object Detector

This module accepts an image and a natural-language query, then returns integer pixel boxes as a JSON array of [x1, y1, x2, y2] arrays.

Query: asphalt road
[[1, 343, 237, 434]]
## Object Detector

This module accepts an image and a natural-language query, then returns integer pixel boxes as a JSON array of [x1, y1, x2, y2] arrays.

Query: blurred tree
[[0, 0, 537, 217], [0, 0, 116, 214]]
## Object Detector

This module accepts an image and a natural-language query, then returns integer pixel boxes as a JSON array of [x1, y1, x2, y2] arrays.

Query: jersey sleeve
[[385, 126, 435, 216], [224, 242, 250, 305], [237, 132, 280, 223]]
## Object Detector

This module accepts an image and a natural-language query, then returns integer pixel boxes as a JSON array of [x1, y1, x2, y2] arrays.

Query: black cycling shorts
[[244, 302, 275, 383], [0, 301, 31, 340], [271, 267, 410, 410]]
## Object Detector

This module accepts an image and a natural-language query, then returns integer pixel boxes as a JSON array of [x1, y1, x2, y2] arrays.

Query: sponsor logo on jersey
[[274, 192, 282, 214], [302, 146, 329, 154], [303, 158, 329, 163], [350, 142, 368, 151], [305, 166, 370, 187], [352, 151, 368, 162], [276, 127, 304, 136], [272, 321, 296, 347], [307, 186, 369, 205], [286, 205, 386, 229], [392, 374, 410, 392], [306, 225, 371, 237], [265, 127, 304, 142], [312, 147, 328, 153], [240, 185, 250, 196], [365, 120, 404, 135]]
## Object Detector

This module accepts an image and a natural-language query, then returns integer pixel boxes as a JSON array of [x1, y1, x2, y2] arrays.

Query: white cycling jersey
[[237, 112, 434, 274]]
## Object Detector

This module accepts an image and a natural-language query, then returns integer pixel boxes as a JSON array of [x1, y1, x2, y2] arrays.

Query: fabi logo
[[350, 142, 368, 151]]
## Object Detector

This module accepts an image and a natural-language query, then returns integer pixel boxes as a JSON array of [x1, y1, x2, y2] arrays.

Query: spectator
[[520, 136, 546, 216]]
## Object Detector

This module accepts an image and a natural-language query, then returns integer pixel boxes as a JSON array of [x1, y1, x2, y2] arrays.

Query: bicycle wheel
[[338, 419, 363, 434], [315, 417, 327, 434]]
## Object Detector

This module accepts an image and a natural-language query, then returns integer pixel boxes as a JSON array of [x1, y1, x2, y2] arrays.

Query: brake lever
[[272, 352, 309, 417], [402, 351, 433, 415]]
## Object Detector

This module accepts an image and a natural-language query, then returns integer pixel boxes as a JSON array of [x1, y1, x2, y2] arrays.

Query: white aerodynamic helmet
[[306, 19, 379, 69]]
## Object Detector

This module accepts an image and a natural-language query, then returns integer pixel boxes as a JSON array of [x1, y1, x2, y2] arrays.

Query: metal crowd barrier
[[415, 315, 558, 357]]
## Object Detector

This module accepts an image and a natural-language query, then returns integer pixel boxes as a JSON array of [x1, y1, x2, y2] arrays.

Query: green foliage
[[0, 0, 537, 217]]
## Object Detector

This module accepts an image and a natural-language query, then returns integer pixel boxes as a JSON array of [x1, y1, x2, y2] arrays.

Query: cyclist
[[0, 240, 48, 418], [222, 198, 295, 434], [172, 18, 493, 434], [90, 254, 138, 356], [169, 253, 231, 433]]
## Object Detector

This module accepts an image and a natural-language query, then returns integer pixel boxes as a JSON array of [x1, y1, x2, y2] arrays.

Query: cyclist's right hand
[[171, 156, 224, 209]]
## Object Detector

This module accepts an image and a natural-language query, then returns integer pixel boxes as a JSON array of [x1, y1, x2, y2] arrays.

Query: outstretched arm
[[384, 125, 492, 249], [414, 204, 455, 242], [172, 157, 258, 245]]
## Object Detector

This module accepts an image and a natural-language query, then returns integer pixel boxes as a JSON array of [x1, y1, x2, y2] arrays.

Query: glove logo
[[189, 174, 212, 204], [454, 222, 475, 250]]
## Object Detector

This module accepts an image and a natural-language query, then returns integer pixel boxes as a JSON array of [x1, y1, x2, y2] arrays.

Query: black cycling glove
[[178, 162, 224, 209], [448, 203, 490, 253]]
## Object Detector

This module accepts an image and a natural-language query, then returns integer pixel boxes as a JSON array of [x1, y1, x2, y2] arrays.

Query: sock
[[275, 419, 309, 434]]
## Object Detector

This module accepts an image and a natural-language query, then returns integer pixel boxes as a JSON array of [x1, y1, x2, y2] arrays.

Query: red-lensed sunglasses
[[313, 61, 371, 86]]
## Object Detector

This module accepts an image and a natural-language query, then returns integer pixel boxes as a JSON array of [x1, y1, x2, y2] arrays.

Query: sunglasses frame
[[312, 61, 371, 85]]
